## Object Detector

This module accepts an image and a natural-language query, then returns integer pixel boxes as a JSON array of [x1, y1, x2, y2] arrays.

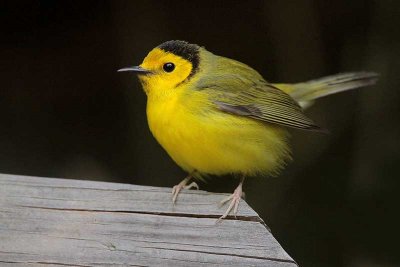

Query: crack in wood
[[31, 262, 91, 267], [140, 246, 297, 264], [0, 261, 91, 267], [1, 181, 200, 194], [16, 205, 266, 224]]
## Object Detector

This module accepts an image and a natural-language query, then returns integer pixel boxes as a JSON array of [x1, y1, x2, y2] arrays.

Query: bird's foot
[[217, 179, 244, 223], [171, 176, 199, 204]]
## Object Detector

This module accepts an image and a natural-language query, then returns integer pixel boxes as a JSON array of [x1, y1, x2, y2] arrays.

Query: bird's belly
[[147, 100, 290, 176]]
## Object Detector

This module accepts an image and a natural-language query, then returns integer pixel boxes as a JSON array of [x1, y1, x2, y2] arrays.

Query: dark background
[[1, 1, 399, 266]]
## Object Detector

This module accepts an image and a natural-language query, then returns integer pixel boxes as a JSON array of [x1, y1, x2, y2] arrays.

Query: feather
[[289, 72, 379, 102], [197, 59, 321, 130]]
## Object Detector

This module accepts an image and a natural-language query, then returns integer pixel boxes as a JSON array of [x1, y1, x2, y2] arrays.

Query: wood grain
[[0, 173, 297, 266]]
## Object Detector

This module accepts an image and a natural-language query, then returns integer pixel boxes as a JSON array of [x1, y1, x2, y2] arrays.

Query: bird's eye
[[163, 62, 175, 73]]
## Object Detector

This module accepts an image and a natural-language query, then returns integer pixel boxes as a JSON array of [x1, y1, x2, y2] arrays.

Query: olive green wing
[[200, 73, 321, 131]]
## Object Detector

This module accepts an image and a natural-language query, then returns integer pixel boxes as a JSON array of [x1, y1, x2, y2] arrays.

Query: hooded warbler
[[119, 40, 378, 220]]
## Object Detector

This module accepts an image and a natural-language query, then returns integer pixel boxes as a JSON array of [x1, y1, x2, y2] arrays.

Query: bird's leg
[[171, 173, 199, 204], [217, 176, 245, 222]]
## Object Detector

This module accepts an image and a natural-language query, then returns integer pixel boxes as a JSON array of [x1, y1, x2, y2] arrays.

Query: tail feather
[[289, 72, 379, 104]]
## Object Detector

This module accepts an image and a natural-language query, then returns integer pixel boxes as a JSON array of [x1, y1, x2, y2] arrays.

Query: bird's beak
[[117, 66, 152, 74]]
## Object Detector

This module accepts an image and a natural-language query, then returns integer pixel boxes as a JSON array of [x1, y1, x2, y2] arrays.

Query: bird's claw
[[172, 178, 199, 204], [217, 183, 243, 223]]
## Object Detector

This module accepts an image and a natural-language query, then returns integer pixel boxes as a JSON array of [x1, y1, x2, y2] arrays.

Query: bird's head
[[118, 40, 201, 96]]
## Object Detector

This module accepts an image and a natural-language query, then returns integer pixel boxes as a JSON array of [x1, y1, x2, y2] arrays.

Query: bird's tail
[[274, 72, 379, 109]]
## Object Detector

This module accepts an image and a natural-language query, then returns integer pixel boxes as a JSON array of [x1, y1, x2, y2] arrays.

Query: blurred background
[[1, 1, 399, 266]]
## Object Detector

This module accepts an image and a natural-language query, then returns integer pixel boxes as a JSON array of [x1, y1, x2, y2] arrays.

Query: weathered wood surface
[[0, 173, 296, 266]]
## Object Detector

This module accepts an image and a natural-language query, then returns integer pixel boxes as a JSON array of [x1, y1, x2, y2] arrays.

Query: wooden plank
[[0, 173, 297, 266]]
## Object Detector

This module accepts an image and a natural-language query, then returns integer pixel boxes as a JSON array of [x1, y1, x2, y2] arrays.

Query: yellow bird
[[119, 40, 377, 220]]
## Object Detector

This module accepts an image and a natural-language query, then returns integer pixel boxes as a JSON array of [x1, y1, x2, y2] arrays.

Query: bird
[[118, 40, 378, 220]]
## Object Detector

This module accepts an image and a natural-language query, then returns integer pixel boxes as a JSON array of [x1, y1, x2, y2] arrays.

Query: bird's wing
[[199, 73, 321, 131]]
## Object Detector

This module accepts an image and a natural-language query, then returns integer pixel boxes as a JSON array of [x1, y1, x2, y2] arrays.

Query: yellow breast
[[146, 87, 291, 177]]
